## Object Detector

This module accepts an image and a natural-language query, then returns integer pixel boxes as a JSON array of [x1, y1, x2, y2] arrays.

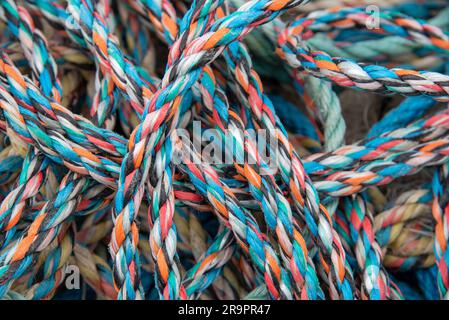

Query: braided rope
[[277, 7, 449, 101], [0, 0, 448, 301]]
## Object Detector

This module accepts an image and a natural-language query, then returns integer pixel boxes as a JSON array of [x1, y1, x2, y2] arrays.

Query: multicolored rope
[[0, 0, 448, 301], [277, 7, 449, 101]]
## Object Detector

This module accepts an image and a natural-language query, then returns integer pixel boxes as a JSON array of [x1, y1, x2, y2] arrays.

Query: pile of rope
[[0, 0, 448, 300]]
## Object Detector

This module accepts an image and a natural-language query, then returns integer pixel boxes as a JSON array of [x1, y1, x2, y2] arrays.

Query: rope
[[0, 0, 447, 300]]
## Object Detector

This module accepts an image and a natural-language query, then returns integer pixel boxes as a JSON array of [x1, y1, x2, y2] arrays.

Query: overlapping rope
[[0, 0, 448, 300]]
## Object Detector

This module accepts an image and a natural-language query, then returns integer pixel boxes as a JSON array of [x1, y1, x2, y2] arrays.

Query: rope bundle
[[0, 0, 448, 300]]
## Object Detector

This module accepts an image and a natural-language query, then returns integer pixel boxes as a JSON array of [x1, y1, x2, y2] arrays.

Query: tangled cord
[[0, 0, 448, 300]]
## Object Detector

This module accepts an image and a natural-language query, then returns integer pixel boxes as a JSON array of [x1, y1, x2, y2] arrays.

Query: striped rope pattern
[[0, 0, 447, 300]]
